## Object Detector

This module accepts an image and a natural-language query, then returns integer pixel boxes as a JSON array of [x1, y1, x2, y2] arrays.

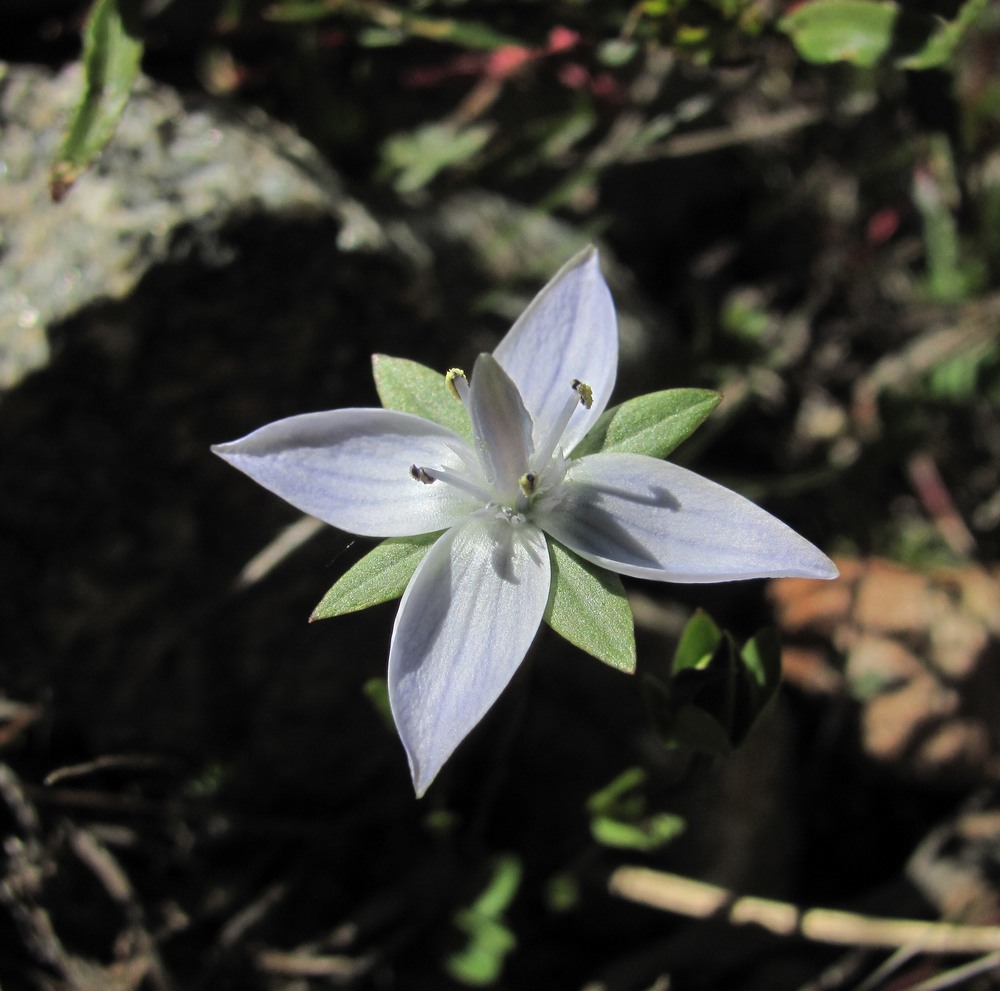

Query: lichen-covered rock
[[0, 61, 381, 391]]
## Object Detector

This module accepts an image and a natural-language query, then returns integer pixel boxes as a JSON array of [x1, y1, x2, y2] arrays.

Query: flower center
[[410, 366, 592, 524]]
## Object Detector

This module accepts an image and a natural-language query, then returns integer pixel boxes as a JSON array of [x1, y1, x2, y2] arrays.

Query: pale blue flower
[[213, 248, 837, 795]]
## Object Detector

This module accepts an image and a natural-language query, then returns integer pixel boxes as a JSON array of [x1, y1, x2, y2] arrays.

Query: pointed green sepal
[[310, 532, 441, 620], [372, 354, 473, 439], [544, 542, 636, 673], [570, 389, 721, 460]]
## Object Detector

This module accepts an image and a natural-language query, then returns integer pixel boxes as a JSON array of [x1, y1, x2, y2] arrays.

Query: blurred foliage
[[779, 0, 989, 69], [445, 854, 522, 986], [586, 766, 686, 851]]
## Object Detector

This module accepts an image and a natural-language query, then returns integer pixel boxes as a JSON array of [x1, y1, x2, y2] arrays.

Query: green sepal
[[51, 0, 144, 199], [372, 354, 473, 440], [310, 532, 441, 620], [544, 542, 635, 673], [644, 611, 784, 756], [571, 389, 721, 460]]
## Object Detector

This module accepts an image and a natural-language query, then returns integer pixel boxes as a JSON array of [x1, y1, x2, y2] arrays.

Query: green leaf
[[310, 532, 440, 620], [544, 543, 635, 673], [571, 389, 721, 460], [586, 768, 686, 852], [362, 676, 393, 730], [664, 704, 735, 757], [740, 626, 782, 694], [779, 0, 987, 69], [586, 767, 647, 816], [445, 855, 522, 986], [51, 0, 143, 199], [736, 626, 783, 726], [447, 914, 516, 986], [779, 0, 898, 66], [372, 355, 473, 439], [380, 121, 495, 194], [268, 0, 524, 49], [590, 813, 685, 851], [646, 613, 785, 756], [671, 609, 723, 674]]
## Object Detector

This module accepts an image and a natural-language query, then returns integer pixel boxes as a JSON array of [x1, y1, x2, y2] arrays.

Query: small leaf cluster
[[645, 610, 783, 755]]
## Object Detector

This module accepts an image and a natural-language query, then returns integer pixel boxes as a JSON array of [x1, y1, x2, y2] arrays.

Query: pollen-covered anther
[[519, 471, 539, 498], [409, 465, 435, 484], [445, 367, 469, 402], [571, 379, 594, 410]]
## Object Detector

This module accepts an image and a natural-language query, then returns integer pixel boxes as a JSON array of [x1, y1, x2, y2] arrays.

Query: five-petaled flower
[[213, 247, 837, 795]]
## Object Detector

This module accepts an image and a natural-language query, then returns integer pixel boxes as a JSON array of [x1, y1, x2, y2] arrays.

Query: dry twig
[[609, 867, 1000, 954]]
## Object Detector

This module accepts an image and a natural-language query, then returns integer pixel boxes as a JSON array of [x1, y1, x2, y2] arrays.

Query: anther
[[445, 368, 469, 402], [519, 472, 538, 498], [410, 465, 435, 484], [571, 379, 593, 409]]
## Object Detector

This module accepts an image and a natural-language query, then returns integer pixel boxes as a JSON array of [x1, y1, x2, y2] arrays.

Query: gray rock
[[0, 61, 383, 391]]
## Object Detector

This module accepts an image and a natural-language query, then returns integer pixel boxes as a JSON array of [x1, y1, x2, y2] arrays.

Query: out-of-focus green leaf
[[381, 122, 495, 193], [912, 137, 983, 302], [372, 355, 473, 439], [591, 813, 686, 851], [310, 532, 440, 620], [780, 0, 898, 66], [545, 873, 580, 912], [898, 0, 989, 69], [445, 855, 522, 986], [572, 389, 721, 460], [587, 767, 647, 816], [362, 676, 394, 729], [268, 0, 523, 48], [545, 543, 635, 672], [780, 0, 989, 69], [665, 704, 735, 756], [51, 0, 144, 199], [586, 768, 686, 852]]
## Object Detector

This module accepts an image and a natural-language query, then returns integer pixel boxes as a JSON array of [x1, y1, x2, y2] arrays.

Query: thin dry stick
[[905, 951, 1000, 991], [234, 514, 325, 589], [609, 867, 1000, 954]]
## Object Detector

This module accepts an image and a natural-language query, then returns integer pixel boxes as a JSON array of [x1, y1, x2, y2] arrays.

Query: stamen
[[532, 378, 594, 468], [519, 472, 538, 498], [410, 463, 492, 503], [445, 368, 469, 404]]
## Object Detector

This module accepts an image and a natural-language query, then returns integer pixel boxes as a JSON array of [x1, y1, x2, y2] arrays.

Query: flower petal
[[536, 453, 839, 582], [212, 409, 478, 537], [388, 515, 550, 796], [493, 246, 618, 455], [468, 353, 533, 501]]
